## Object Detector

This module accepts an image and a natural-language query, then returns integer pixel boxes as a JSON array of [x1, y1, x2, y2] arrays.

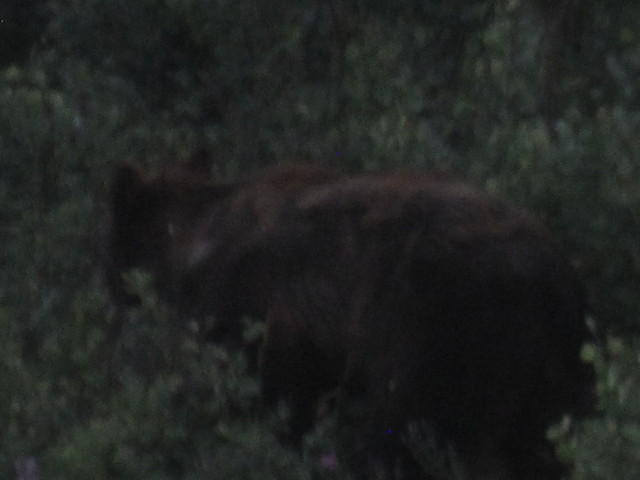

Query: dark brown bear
[[108, 163, 337, 309], [109, 165, 594, 480]]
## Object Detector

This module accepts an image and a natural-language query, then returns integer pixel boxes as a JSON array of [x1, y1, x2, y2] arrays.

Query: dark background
[[1, 1, 639, 478]]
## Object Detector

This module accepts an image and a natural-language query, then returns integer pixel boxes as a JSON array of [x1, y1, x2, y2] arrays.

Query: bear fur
[[109, 165, 594, 479], [108, 163, 337, 309]]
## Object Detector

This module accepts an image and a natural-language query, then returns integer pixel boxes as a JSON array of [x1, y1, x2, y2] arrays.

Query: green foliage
[[561, 338, 640, 480], [2, 0, 640, 477]]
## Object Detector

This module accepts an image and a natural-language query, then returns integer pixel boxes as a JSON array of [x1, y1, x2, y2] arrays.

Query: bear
[[108, 162, 339, 348], [109, 164, 595, 479]]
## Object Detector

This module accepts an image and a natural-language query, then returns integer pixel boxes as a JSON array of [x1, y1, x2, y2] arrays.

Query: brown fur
[[109, 165, 594, 479], [108, 163, 337, 305]]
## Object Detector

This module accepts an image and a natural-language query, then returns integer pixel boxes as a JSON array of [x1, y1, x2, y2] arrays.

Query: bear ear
[[111, 164, 146, 215], [113, 164, 144, 194], [184, 147, 212, 177]]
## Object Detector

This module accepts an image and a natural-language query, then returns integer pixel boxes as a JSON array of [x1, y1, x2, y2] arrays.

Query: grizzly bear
[[108, 163, 338, 309], [109, 165, 594, 479]]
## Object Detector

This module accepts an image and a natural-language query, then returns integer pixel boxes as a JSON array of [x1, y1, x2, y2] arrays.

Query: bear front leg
[[260, 309, 326, 448]]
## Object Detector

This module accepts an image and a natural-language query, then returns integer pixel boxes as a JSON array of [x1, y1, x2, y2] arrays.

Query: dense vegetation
[[1, 0, 639, 478]]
